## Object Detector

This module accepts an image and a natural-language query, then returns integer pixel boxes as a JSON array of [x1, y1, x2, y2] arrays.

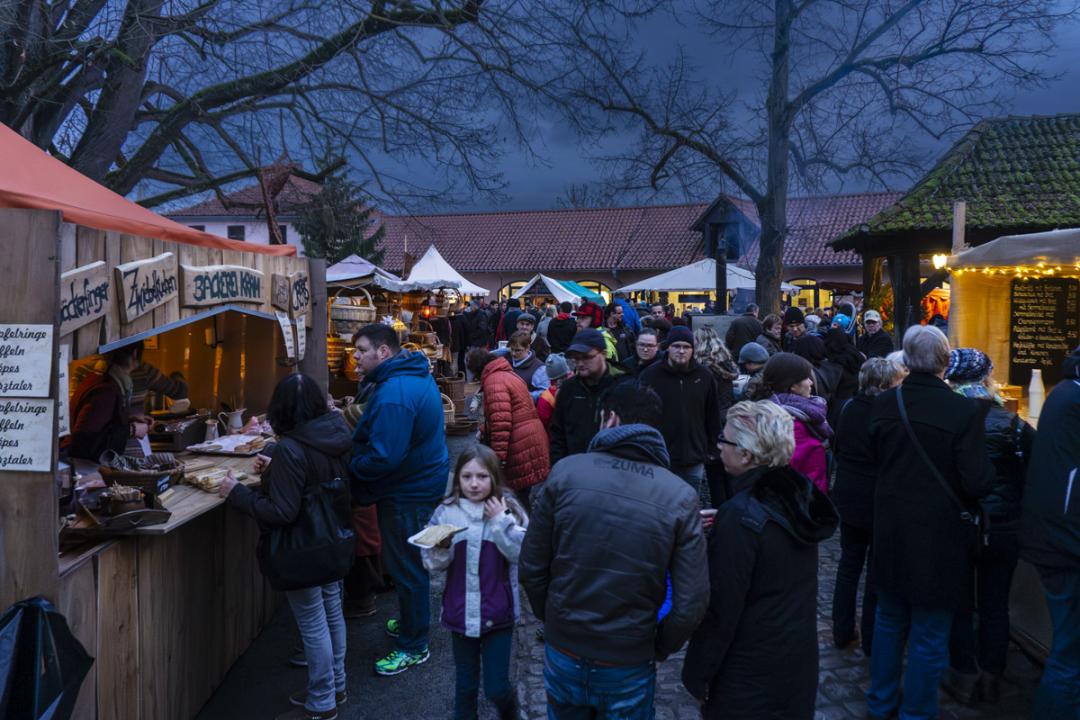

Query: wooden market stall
[[947, 228, 1080, 660], [0, 127, 329, 719]]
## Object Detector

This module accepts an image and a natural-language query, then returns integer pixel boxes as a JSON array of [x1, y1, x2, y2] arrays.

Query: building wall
[[176, 220, 305, 255]]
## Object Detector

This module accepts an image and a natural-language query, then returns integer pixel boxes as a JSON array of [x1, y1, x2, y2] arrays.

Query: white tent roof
[[616, 258, 799, 293], [406, 245, 489, 295], [325, 254, 442, 292], [511, 274, 587, 304], [949, 228, 1080, 268]]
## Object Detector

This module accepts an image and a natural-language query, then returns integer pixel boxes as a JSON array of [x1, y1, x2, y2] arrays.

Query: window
[[189, 224, 205, 232], [277, 225, 288, 244], [788, 278, 834, 311], [226, 225, 245, 241]]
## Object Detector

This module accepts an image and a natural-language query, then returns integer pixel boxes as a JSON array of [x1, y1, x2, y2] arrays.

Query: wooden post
[[952, 200, 968, 254], [887, 252, 922, 342], [712, 226, 728, 312], [0, 209, 61, 608]]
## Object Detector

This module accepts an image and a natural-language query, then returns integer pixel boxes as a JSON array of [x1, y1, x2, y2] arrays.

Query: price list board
[[1009, 278, 1080, 387]]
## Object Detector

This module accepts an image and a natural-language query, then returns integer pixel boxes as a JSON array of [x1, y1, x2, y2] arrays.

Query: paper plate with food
[[407, 524, 466, 549]]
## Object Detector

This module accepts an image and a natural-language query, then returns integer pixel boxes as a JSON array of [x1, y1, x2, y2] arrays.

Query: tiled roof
[[741, 192, 904, 267], [167, 174, 322, 217], [377, 204, 710, 273], [834, 114, 1080, 249]]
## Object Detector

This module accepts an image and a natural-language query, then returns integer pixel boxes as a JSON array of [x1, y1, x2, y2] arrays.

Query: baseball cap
[[864, 310, 882, 323], [566, 328, 606, 355]]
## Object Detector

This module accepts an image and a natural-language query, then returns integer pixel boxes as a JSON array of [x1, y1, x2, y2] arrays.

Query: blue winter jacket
[[349, 351, 448, 506]]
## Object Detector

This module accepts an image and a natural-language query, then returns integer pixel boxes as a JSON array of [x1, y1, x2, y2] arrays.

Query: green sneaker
[[374, 648, 429, 676], [385, 618, 400, 638]]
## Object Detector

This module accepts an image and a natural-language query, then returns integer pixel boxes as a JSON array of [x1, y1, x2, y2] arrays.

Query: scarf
[[951, 381, 1003, 406], [108, 364, 134, 409], [771, 392, 832, 440]]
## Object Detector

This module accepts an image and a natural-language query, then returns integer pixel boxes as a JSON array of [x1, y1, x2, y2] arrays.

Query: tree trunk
[[754, 0, 794, 316]]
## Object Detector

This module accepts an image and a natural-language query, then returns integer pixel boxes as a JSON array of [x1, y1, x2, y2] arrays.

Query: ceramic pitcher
[[218, 409, 246, 435]]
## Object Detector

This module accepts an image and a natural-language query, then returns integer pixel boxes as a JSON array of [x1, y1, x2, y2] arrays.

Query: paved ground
[[199, 436, 1043, 719]]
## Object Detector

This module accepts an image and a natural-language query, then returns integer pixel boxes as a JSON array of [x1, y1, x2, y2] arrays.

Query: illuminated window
[[787, 278, 834, 310]]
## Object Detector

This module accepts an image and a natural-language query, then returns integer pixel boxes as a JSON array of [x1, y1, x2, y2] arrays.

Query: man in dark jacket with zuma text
[[521, 382, 708, 719], [639, 325, 722, 505]]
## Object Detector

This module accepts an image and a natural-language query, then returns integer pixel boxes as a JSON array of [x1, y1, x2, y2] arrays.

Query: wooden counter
[[58, 452, 276, 720]]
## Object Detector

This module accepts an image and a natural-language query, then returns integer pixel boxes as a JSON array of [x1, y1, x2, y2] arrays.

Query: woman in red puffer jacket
[[466, 349, 551, 502]]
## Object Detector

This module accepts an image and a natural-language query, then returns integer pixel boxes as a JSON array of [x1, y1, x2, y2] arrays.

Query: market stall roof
[[616, 258, 800, 293], [511, 274, 602, 304], [0, 122, 295, 256], [949, 228, 1080, 268], [324, 253, 437, 292], [405, 244, 489, 295]]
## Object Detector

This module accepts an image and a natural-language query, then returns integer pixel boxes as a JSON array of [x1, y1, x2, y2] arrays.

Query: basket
[[330, 288, 377, 336], [408, 319, 440, 347], [441, 393, 455, 427], [327, 334, 347, 374], [438, 372, 467, 406]]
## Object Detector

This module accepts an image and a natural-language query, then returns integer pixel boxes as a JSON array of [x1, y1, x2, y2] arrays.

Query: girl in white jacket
[[422, 444, 528, 720]]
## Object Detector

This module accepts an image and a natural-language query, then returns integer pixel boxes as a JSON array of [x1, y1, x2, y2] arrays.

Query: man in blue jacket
[[1021, 345, 1080, 717], [350, 323, 448, 676]]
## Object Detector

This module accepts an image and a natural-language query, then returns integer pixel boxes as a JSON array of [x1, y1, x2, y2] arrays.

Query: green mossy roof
[[844, 113, 1080, 240]]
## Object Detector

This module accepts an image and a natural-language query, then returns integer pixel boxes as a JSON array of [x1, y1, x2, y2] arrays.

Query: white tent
[[406, 245, 490, 296], [949, 228, 1080, 268], [616, 258, 799, 293]]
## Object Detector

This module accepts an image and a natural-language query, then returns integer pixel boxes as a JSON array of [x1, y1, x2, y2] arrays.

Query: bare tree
[[553, 182, 618, 209], [531, 0, 1074, 312], [0, 0, 549, 209]]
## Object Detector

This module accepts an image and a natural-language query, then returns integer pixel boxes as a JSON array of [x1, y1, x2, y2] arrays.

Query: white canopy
[[406, 245, 489, 296], [616, 258, 799, 294], [949, 228, 1080, 268], [512, 274, 594, 304], [326, 254, 399, 283]]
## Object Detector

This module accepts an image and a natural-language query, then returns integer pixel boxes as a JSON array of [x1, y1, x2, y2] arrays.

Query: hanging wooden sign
[[179, 264, 264, 307], [271, 274, 292, 312], [272, 271, 312, 319], [115, 252, 178, 323], [59, 261, 111, 336]]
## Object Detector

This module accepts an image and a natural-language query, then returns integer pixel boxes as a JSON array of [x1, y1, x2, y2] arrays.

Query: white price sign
[[295, 315, 307, 361], [275, 310, 296, 359], [0, 399, 55, 472], [57, 343, 71, 437], [0, 324, 53, 397]]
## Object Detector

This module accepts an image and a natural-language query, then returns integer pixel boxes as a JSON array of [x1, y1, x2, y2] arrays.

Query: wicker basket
[[438, 372, 467, 406], [327, 334, 347, 375], [441, 393, 455, 427], [408, 319, 440, 347], [330, 288, 377, 336]]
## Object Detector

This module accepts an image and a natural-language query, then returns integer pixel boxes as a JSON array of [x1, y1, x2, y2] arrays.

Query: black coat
[[980, 404, 1034, 532], [682, 465, 838, 719], [520, 424, 708, 665], [639, 359, 722, 467], [725, 314, 763, 359], [857, 330, 894, 359], [755, 332, 781, 356], [1021, 348, 1080, 568], [465, 309, 490, 348], [546, 316, 578, 354], [606, 323, 637, 362], [831, 392, 877, 530], [621, 353, 661, 377], [869, 373, 994, 611], [547, 370, 622, 465]]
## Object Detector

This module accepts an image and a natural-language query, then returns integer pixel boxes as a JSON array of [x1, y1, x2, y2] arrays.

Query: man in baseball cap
[[549, 329, 621, 465], [857, 310, 894, 359]]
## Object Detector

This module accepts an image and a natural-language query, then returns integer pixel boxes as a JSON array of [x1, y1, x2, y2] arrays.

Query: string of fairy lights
[[950, 261, 1080, 279]]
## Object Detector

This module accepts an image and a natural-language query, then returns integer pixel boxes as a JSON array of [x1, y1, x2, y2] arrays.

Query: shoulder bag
[[896, 385, 988, 559], [257, 443, 356, 591]]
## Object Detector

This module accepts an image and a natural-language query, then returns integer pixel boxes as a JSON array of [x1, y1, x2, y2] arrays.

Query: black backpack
[[256, 443, 356, 591]]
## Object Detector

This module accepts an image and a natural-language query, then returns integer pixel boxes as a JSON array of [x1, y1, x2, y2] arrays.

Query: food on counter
[[100, 450, 181, 472], [188, 469, 247, 492], [187, 434, 267, 455], [103, 483, 142, 502]]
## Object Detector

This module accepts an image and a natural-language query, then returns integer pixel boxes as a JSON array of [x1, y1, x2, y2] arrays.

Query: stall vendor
[[65, 343, 150, 461], [71, 342, 188, 415]]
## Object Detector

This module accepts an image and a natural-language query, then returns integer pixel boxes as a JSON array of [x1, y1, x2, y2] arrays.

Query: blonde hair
[[724, 400, 795, 468], [694, 326, 738, 380]]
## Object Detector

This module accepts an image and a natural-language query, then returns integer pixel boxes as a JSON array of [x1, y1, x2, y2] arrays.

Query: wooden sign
[[272, 271, 312, 319], [0, 399, 55, 472], [1009, 277, 1080, 387], [0, 324, 53, 397], [115, 252, 178, 323], [59, 261, 111, 336], [271, 274, 292, 312], [180, 264, 264, 307]]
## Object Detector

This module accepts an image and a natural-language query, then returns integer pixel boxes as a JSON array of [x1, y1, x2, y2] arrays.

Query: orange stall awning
[[0, 123, 295, 256]]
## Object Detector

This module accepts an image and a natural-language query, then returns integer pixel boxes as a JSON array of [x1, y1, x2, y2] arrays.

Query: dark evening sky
[[430, 12, 1080, 212]]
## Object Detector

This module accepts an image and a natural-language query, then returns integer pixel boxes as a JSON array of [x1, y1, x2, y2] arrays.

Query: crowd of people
[[219, 297, 1079, 720]]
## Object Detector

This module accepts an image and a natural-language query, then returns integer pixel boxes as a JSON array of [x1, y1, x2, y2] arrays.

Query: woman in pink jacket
[[750, 352, 832, 493]]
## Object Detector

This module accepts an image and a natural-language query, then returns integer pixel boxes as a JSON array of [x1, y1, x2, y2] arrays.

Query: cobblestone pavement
[[511, 531, 1042, 720]]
